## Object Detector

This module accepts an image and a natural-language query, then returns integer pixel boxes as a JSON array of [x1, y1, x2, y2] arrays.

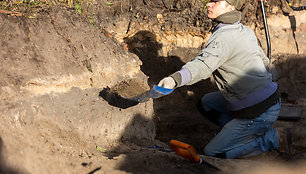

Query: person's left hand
[[158, 77, 176, 89]]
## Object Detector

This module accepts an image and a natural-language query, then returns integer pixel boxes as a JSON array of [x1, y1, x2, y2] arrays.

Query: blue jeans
[[201, 92, 280, 159]]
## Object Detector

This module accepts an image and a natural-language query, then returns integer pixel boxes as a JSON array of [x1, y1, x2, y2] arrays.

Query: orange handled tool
[[170, 140, 202, 164]]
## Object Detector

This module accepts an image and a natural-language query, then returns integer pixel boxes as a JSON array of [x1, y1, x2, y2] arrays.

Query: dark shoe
[[277, 128, 293, 156]]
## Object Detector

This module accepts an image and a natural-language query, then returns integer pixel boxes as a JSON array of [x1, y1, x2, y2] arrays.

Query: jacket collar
[[210, 10, 242, 32]]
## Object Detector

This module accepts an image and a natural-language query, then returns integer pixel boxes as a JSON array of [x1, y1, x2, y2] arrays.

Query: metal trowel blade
[[129, 85, 174, 103]]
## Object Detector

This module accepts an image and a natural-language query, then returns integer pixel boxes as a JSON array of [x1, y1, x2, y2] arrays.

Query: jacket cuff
[[170, 72, 182, 88]]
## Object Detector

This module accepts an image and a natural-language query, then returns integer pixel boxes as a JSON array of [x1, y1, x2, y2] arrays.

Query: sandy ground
[[0, 1, 306, 174]]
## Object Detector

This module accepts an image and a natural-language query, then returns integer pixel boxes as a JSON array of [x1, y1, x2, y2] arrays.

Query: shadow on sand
[[0, 137, 22, 174]]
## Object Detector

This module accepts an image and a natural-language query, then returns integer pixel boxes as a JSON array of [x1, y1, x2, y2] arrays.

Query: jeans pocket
[[255, 125, 270, 136], [242, 118, 273, 137], [253, 118, 275, 136]]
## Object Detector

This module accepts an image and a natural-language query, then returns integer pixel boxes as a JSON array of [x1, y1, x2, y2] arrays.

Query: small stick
[[0, 9, 22, 16]]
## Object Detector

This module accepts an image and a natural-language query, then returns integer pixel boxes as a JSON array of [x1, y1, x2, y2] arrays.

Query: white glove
[[158, 77, 176, 89]]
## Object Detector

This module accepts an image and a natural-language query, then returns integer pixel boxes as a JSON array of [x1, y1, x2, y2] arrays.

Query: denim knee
[[200, 92, 227, 112], [201, 95, 211, 111], [203, 145, 215, 157], [204, 146, 226, 158]]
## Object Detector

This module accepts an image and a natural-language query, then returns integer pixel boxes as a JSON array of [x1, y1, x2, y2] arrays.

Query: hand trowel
[[127, 85, 174, 103]]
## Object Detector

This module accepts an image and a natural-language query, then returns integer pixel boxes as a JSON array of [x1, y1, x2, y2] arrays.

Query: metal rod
[[259, 0, 271, 60]]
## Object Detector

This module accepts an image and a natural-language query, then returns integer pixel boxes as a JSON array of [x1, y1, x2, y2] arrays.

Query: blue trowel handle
[[152, 85, 174, 95]]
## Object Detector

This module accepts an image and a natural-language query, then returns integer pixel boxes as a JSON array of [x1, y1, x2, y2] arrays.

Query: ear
[[229, 5, 236, 11]]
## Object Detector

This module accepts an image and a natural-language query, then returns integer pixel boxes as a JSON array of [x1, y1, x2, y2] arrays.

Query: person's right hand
[[158, 77, 176, 89]]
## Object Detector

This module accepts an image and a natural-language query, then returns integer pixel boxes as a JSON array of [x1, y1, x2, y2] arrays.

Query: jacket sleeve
[[182, 33, 230, 85], [259, 47, 271, 72]]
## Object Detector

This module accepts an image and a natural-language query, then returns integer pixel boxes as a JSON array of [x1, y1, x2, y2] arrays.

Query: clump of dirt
[[109, 78, 150, 98], [99, 78, 150, 109]]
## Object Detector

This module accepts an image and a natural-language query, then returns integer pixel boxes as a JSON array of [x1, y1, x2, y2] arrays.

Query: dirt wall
[[0, 6, 157, 173]]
